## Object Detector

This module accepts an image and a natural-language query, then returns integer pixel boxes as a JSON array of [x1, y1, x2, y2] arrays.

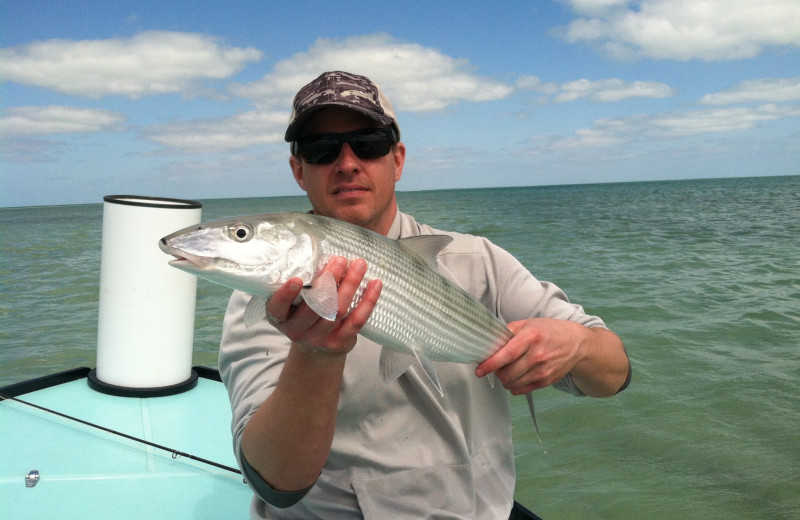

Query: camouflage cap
[[285, 71, 400, 141]]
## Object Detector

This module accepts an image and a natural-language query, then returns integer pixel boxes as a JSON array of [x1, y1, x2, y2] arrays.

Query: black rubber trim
[[103, 194, 202, 209], [87, 368, 199, 398]]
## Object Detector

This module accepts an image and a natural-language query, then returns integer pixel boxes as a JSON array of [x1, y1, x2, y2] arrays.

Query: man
[[219, 71, 631, 519]]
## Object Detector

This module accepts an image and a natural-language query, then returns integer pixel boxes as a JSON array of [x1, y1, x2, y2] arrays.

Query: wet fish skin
[[159, 212, 538, 436], [159, 212, 513, 389]]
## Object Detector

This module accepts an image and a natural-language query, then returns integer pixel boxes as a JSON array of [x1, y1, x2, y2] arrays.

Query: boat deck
[[2, 367, 542, 519], [0, 368, 252, 519]]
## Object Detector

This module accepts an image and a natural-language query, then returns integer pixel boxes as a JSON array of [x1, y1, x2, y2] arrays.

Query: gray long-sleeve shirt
[[218, 210, 601, 519]]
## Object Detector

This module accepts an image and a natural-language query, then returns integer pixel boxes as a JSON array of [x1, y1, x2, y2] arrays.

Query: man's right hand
[[243, 257, 382, 492], [265, 256, 382, 356]]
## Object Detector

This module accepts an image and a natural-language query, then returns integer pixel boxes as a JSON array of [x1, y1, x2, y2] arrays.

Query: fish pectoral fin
[[379, 347, 414, 384], [525, 392, 542, 443], [301, 270, 338, 321], [397, 235, 454, 269], [243, 295, 269, 328]]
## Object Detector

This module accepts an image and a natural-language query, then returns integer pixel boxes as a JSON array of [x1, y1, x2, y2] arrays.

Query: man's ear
[[393, 142, 406, 182], [290, 155, 307, 191]]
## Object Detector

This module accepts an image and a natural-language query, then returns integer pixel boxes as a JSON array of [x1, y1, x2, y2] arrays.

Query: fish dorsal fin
[[243, 295, 268, 328], [301, 270, 338, 321], [379, 347, 414, 384], [525, 392, 542, 443], [397, 235, 454, 269]]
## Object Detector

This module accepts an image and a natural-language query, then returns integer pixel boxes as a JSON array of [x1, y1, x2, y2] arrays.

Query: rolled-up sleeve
[[218, 290, 303, 505], [437, 234, 603, 396]]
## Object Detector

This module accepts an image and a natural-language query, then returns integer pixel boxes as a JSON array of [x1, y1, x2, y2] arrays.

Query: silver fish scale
[[306, 215, 513, 363]]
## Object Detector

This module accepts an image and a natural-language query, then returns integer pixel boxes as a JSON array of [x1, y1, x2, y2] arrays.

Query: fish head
[[159, 214, 316, 296]]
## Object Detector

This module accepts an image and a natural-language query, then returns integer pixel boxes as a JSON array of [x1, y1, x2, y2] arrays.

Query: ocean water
[[1, 176, 798, 519]]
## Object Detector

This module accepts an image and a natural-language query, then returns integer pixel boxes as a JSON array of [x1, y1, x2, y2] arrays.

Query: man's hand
[[266, 256, 382, 356], [475, 318, 628, 397], [243, 256, 382, 492]]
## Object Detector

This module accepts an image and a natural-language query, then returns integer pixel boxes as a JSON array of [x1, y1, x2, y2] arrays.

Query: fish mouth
[[158, 240, 205, 270]]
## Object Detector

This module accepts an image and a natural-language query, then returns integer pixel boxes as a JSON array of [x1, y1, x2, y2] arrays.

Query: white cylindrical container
[[90, 195, 202, 397]]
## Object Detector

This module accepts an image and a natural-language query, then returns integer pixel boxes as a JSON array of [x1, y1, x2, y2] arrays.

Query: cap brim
[[285, 103, 396, 141]]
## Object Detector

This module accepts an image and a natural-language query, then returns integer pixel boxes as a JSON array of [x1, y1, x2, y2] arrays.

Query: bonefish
[[159, 212, 539, 433]]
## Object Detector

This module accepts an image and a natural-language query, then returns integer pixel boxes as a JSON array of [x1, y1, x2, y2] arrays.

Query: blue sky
[[2, 0, 799, 207]]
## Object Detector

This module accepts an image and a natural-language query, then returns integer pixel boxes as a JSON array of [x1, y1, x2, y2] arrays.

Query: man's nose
[[334, 142, 360, 171]]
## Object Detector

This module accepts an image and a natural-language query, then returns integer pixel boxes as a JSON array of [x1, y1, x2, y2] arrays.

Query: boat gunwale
[[0, 366, 225, 399], [0, 367, 92, 398]]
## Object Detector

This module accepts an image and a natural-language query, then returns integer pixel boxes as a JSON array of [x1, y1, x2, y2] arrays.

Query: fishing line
[[0, 392, 242, 476]]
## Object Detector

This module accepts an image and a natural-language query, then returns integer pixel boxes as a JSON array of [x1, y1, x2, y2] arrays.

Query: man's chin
[[326, 204, 387, 233], [331, 206, 371, 225]]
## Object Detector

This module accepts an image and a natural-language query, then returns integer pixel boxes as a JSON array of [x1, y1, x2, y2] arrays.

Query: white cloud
[[0, 31, 262, 98], [143, 110, 286, 153], [231, 34, 514, 112], [559, 0, 800, 61], [0, 106, 126, 136], [533, 103, 800, 151], [564, 0, 631, 16], [554, 78, 676, 102], [516, 76, 560, 94], [0, 138, 64, 163], [700, 77, 800, 105], [10, 32, 515, 156], [650, 104, 800, 135], [137, 34, 516, 155], [518, 76, 675, 103]]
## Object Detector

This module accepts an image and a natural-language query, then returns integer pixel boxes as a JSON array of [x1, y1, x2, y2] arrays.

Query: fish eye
[[229, 224, 253, 242]]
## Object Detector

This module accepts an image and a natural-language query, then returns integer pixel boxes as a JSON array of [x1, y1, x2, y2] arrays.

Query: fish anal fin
[[398, 235, 454, 269], [379, 347, 414, 384], [409, 347, 444, 397], [243, 295, 268, 328], [301, 270, 338, 321]]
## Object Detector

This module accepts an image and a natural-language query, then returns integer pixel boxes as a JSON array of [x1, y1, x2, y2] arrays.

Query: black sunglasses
[[292, 128, 397, 165]]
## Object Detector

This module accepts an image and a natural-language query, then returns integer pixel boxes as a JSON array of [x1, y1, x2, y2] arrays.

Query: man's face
[[289, 107, 405, 235]]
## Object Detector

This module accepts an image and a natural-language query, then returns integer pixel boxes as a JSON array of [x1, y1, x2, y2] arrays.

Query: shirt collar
[[386, 210, 402, 240]]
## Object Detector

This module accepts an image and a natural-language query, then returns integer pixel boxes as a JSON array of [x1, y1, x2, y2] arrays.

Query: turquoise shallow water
[[2, 176, 798, 519]]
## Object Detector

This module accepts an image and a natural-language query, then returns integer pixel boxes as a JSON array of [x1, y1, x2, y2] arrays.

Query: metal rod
[[1, 392, 242, 475]]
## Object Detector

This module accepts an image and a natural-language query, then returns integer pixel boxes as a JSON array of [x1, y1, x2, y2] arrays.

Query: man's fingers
[[266, 278, 304, 321], [267, 257, 348, 321], [334, 258, 368, 317], [341, 279, 382, 332], [475, 339, 525, 378], [267, 257, 380, 354], [309, 264, 380, 342], [324, 256, 349, 284]]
